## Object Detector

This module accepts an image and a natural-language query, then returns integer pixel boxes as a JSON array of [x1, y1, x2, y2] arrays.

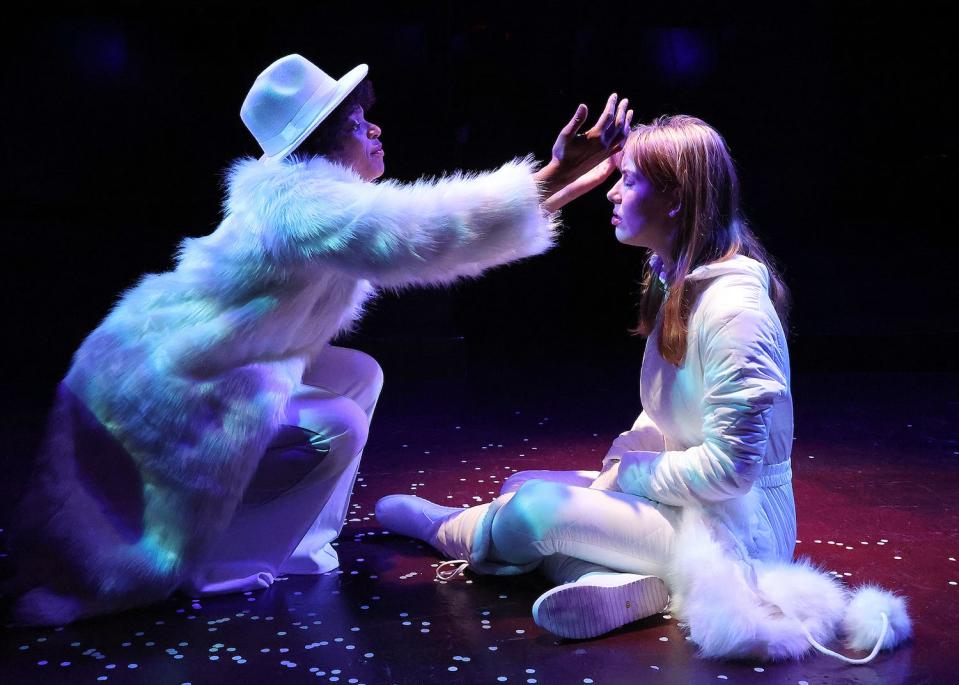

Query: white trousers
[[492, 469, 683, 585], [181, 346, 383, 596], [491, 469, 794, 585]]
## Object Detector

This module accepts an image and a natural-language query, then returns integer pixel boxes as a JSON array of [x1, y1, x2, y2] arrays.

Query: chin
[[367, 161, 385, 181], [615, 226, 645, 248]]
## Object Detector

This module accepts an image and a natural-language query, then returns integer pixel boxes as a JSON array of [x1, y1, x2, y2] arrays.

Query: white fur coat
[[11, 155, 557, 625]]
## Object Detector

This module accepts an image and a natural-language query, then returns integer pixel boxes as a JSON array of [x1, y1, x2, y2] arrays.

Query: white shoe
[[532, 572, 669, 640]]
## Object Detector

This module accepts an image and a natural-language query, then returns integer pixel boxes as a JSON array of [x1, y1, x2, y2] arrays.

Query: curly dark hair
[[299, 79, 376, 156]]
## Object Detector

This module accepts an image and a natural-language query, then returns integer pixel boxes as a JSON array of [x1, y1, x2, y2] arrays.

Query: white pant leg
[[489, 479, 681, 579], [181, 373, 376, 596], [499, 470, 618, 583], [281, 346, 383, 574]]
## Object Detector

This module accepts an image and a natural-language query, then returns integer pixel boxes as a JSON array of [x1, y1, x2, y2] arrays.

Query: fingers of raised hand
[[560, 103, 589, 138], [591, 92, 618, 133], [614, 97, 629, 128], [598, 100, 631, 148]]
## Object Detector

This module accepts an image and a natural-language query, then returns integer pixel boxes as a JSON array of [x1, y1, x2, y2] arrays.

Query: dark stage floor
[[2, 363, 957, 685]]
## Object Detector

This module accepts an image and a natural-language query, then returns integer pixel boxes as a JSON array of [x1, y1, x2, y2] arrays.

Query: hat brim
[[260, 63, 369, 161]]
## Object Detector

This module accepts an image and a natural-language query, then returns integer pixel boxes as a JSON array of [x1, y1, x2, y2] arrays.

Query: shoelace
[[801, 611, 890, 665], [435, 559, 470, 581]]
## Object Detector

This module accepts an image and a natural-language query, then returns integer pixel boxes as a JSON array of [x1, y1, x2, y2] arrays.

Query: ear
[[667, 188, 682, 218]]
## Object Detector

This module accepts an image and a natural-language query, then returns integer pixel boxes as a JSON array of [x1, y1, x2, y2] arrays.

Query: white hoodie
[[605, 254, 795, 563], [603, 255, 910, 662]]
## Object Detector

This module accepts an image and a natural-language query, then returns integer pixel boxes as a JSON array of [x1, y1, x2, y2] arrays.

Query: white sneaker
[[532, 572, 669, 640]]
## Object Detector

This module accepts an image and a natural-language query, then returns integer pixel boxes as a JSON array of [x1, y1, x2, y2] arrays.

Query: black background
[[4, 2, 956, 420]]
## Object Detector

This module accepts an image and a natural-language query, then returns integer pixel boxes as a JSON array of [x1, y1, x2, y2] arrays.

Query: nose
[[607, 178, 622, 204], [368, 122, 381, 139]]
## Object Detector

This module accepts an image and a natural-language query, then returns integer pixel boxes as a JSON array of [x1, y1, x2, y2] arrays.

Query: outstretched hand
[[535, 94, 632, 200], [552, 94, 632, 179]]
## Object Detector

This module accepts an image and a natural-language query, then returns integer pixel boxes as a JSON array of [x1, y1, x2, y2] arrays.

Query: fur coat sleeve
[[615, 308, 789, 505], [226, 154, 558, 288]]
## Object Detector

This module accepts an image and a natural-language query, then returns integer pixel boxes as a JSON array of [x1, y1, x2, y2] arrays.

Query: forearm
[[616, 443, 763, 506], [542, 181, 594, 213], [362, 157, 557, 286], [532, 160, 579, 201], [261, 157, 556, 286]]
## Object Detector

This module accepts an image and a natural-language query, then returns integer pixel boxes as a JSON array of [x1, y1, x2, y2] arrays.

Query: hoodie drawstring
[[801, 611, 890, 665]]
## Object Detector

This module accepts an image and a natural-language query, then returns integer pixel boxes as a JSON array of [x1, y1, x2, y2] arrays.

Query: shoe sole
[[532, 575, 669, 640]]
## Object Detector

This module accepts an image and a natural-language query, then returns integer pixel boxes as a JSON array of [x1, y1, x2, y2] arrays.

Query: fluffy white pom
[[843, 585, 912, 651]]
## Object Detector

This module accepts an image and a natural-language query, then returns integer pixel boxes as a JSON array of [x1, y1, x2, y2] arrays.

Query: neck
[[654, 221, 679, 276], [658, 252, 675, 275]]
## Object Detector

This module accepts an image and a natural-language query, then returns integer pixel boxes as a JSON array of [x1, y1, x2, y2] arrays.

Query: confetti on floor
[[1, 369, 952, 683]]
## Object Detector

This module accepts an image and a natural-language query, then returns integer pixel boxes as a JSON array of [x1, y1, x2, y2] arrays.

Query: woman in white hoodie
[[377, 115, 911, 662]]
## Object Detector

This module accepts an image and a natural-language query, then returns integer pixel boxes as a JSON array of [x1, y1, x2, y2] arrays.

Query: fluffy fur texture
[[668, 507, 839, 660], [669, 507, 911, 661], [10, 155, 557, 625], [843, 585, 912, 652]]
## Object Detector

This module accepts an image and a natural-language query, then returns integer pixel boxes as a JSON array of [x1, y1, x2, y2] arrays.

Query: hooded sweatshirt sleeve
[[615, 307, 789, 505], [603, 410, 666, 466], [227, 155, 557, 288]]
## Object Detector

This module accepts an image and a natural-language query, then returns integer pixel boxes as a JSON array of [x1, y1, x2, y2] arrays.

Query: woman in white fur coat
[[8, 54, 632, 626], [376, 115, 912, 662]]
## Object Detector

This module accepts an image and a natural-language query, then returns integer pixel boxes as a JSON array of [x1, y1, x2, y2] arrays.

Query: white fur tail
[[669, 509, 911, 662], [801, 583, 912, 665]]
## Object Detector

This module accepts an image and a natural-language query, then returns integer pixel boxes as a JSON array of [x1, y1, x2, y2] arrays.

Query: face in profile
[[607, 155, 677, 254], [326, 106, 385, 181]]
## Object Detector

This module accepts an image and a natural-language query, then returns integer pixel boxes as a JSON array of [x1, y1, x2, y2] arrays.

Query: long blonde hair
[[629, 115, 790, 365]]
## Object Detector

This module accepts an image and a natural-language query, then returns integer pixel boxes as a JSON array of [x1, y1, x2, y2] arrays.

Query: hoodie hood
[[686, 254, 770, 288], [651, 253, 770, 291]]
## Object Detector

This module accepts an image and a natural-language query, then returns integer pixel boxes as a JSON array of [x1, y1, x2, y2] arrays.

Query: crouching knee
[[321, 398, 370, 461], [343, 348, 384, 401]]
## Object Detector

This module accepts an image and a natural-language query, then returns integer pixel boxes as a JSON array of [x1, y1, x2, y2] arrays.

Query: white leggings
[[181, 345, 383, 596], [491, 470, 683, 585]]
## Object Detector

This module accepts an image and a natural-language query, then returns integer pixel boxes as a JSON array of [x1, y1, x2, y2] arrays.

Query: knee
[[495, 479, 564, 541], [340, 348, 385, 401], [324, 399, 370, 460], [501, 470, 544, 494], [298, 397, 370, 461], [500, 470, 550, 495], [359, 351, 385, 398]]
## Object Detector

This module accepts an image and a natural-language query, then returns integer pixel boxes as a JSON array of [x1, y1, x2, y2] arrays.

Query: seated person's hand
[[589, 459, 621, 491]]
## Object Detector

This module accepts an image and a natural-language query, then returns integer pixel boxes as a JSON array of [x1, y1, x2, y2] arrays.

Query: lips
[[372, 148, 384, 158], [611, 214, 621, 226]]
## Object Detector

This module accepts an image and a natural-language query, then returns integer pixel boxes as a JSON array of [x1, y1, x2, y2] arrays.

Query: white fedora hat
[[241, 54, 368, 160]]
